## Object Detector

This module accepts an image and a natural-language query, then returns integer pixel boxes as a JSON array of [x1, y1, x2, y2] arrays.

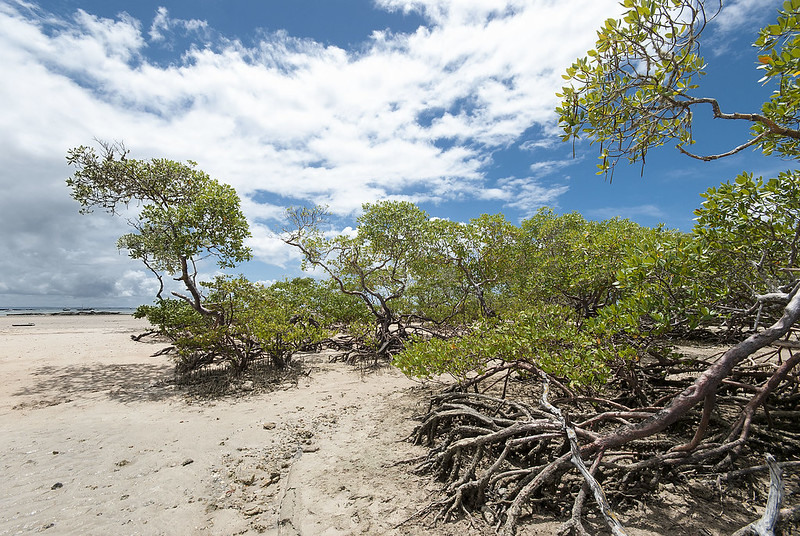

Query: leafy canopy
[[67, 142, 251, 276], [557, 0, 800, 177], [755, 0, 800, 158], [394, 304, 628, 388], [285, 201, 432, 321]]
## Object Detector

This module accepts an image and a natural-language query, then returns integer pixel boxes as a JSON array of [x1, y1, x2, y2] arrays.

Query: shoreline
[[4, 310, 125, 316]]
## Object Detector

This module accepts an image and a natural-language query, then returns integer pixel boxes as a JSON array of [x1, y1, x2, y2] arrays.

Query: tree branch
[[677, 131, 768, 161], [731, 454, 783, 536], [595, 282, 800, 451]]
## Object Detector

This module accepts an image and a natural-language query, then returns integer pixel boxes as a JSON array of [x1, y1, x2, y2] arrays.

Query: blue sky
[[0, 0, 787, 307]]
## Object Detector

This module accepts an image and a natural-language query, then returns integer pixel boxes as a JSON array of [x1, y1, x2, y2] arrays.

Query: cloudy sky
[[0, 0, 786, 308]]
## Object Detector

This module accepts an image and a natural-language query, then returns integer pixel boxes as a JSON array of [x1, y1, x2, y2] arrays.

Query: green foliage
[[285, 201, 437, 350], [597, 170, 800, 337], [512, 209, 648, 319], [268, 277, 369, 326], [694, 170, 800, 281], [206, 276, 331, 368], [556, 0, 708, 175], [67, 143, 252, 274], [754, 0, 800, 158], [394, 211, 645, 386], [135, 277, 331, 374], [134, 299, 204, 339], [425, 214, 519, 319], [67, 142, 282, 376], [594, 228, 717, 337], [287, 202, 429, 306], [557, 0, 800, 175], [552, 0, 800, 345], [394, 304, 630, 388]]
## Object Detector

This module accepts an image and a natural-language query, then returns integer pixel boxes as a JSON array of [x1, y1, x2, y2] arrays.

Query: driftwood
[[537, 373, 627, 536], [130, 330, 158, 341], [731, 455, 783, 536], [151, 346, 175, 357]]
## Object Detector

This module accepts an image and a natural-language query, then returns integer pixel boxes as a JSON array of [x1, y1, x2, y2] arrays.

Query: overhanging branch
[[677, 131, 768, 161]]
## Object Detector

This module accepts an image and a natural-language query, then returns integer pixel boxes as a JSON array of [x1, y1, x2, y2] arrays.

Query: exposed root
[[409, 347, 800, 534], [538, 373, 627, 536]]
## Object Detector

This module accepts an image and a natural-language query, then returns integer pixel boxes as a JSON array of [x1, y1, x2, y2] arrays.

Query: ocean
[[0, 307, 138, 316]]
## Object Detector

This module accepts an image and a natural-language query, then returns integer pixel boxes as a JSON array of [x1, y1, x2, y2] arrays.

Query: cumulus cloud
[[529, 159, 576, 178], [705, 0, 782, 56], [246, 224, 303, 269], [377, 0, 529, 25], [494, 177, 570, 217], [0, 0, 624, 305], [114, 270, 161, 298]]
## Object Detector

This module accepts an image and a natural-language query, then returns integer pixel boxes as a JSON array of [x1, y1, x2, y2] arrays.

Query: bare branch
[[677, 131, 768, 161], [731, 454, 783, 536]]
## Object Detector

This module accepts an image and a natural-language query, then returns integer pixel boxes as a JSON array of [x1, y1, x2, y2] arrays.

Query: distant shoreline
[[4, 310, 127, 316], [0, 307, 138, 317]]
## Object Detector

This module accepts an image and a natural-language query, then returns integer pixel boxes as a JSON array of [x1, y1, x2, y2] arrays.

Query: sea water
[[0, 307, 138, 316]]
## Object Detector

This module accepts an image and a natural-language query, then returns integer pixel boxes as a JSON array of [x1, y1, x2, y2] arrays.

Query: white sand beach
[[1, 315, 750, 536], [0, 315, 459, 536]]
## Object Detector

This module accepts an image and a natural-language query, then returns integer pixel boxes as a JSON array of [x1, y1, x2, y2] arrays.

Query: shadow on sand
[[13, 362, 176, 405]]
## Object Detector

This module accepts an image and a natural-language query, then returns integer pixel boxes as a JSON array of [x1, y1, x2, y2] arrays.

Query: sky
[[0, 0, 789, 308]]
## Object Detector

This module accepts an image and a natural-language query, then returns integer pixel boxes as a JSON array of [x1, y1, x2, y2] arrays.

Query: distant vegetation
[[66, 0, 800, 533]]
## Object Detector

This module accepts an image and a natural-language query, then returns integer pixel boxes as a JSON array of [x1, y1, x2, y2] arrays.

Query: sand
[[0, 315, 770, 536], [0, 315, 461, 536]]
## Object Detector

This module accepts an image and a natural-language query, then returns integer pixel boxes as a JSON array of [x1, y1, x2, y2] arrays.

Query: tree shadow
[[13, 362, 177, 405]]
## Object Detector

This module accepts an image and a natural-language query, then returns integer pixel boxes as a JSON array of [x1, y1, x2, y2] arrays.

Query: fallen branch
[[131, 330, 157, 341], [721, 460, 800, 481], [151, 346, 175, 357], [731, 454, 783, 536], [538, 372, 627, 536]]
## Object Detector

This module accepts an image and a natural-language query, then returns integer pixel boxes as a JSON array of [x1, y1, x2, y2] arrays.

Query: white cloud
[[114, 270, 161, 297], [149, 6, 208, 42], [712, 0, 779, 34], [529, 159, 576, 178], [706, 0, 782, 56], [246, 224, 303, 269], [495, 177, 570, 216], [377, 0, 529, 25], [519, 137, 560, 151], [0, 0, 624, 304]]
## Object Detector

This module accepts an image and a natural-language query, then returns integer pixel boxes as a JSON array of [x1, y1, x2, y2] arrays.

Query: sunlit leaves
[[556, 0, 709, 176], [753, 0, 800, 158], [69, 142, 258, 374], [695, 169, 800, 282], [284, 201, 439, 347], [558, 0, 800, 176], [135, 277, 333, 373], [66, 142, 252, 274], [394, 304, 623, 388], [509, 209, 648, 319], [594, 228, 720, 336], [424, 214, 520, 319], [595, 170, 800, 338]]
